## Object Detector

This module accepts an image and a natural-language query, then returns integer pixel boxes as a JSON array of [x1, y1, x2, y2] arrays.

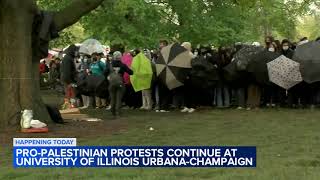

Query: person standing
[[78, 55, 91, 109], [89, 52, 107, 109], [264, 42, 280, 107], [155, 40, 172, 112], [215, 47, 231, 108], [140, 49, 154, 110], [49, 59, 60, 90], [106, 51, 133, 117], [180, 42, 196, 113], [61, 44, 78, 109]]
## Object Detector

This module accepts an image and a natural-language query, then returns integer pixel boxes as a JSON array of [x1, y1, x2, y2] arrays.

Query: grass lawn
[[1, 90, 320, 179]]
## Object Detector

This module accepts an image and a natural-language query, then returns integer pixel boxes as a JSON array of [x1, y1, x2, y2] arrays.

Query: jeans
[[81, 95, 90, 107], [142, 89, 153, 109], [235, 88, 246, 107], [216, 86, 230, 108]]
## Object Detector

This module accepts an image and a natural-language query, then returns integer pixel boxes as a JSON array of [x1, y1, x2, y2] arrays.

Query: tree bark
[[0, 0, 104, 129], [54, 0, 105, 31], [0, 0, 38, 128]]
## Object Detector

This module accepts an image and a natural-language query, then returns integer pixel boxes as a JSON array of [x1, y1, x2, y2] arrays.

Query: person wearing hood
[[60, 44, 78, 109], [179, 42, 195, 113], [106, 51, 133, 117]]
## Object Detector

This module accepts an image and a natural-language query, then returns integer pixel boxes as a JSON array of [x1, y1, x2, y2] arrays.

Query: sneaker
[[237, 107, 243, 110], [155, 110, 160, 113], [140, 106, 146, 110], [79, 106, 89, 110], [106, 106, 111, 110], [181, 107, 189, 113], [30, 120, 47, 128], [145, 107, 152, 111], [188, 108, 195, 113], [246, 107, 251, 111], [160, 110, 169, 113]]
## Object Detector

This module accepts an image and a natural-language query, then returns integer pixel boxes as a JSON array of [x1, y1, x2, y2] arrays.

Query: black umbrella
[[76, 75, 108, 98], [293, 41, 320, 83], [190, 56, 219, 88], [155, 43, 193, 90], [247, 50, 281, 85], [223, 61, 250, 87], [233, 45, 265, 71]]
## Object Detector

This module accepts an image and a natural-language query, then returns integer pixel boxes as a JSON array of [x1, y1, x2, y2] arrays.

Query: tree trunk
[[0, 0, 38, 128], [0, 0, 105, 129]]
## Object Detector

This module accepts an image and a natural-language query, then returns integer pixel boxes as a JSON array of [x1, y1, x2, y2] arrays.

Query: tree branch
[[54, 0, 105, 31]]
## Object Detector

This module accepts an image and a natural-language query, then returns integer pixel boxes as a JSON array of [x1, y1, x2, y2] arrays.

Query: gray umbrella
[[293, 41, 320, 83]]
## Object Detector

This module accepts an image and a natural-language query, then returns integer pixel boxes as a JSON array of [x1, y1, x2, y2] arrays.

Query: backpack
[[108, 62, 124, 88]]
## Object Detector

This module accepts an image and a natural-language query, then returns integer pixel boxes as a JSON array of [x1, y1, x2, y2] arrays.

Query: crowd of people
[[40, 36, 320, 117]]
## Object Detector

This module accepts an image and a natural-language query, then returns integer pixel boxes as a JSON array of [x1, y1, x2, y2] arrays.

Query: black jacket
[[282, 49, 294, 59], [61, 45, 78, 84], [105, 60, 133, 76]]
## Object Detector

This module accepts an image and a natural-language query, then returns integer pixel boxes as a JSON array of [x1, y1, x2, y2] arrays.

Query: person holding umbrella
[[89, 52, 107, 108], [78, 55, 91, 109], [281, 39, 297, 107], [215, 47, 232, 108], [155, 40, 172, 112], [106, 51, 133, 117]]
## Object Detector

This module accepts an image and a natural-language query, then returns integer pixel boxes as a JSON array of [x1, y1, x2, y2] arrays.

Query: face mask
[[282, 46, 289, 51], [194, 51, 198, 56], [83, 58, 88, 63], [268, 48, 275, 52]]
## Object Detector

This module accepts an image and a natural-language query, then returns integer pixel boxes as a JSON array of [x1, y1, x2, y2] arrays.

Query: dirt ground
[[0, 90, 128, 147], [0, 119, 128, 147]]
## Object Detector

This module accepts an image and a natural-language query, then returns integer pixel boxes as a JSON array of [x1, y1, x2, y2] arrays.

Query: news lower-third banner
[[13, 138, 256, 168]]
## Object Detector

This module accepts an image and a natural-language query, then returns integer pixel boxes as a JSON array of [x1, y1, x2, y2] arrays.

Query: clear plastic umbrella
[[79, 39, 105, 55]]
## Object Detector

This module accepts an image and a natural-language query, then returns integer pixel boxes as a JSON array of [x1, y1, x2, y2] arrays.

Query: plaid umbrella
[[155, 43, 193, 90], [267, 55, 303, 90], [293, 41, 320, 83]]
